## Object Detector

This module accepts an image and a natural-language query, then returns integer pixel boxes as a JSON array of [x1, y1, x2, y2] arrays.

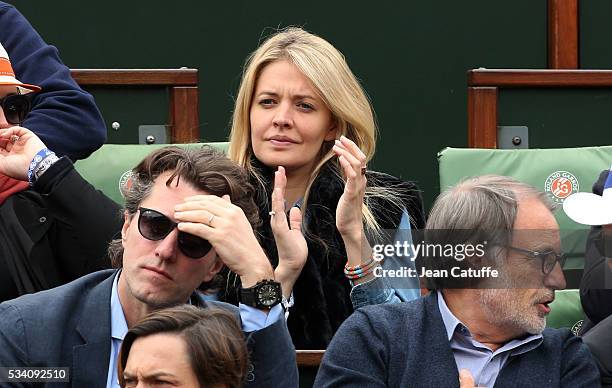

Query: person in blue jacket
[[0, 1, 106, 161], [0, 2, 109, 301]]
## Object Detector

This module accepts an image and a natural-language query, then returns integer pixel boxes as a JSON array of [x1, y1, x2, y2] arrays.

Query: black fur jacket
[[223, 159, 425, 349]]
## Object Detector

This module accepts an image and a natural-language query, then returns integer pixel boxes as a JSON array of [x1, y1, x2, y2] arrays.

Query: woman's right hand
[[271, 166, 308, 298], [0, 126, 47, 181], [333, 136, 367, 242]]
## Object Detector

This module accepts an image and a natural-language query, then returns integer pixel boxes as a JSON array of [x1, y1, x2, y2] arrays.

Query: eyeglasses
[[138, 207, 213, 259], [0, 94, 31, 125], [506, 246, 567, 275]]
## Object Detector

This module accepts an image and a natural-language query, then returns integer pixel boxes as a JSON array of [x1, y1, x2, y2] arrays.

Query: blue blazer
[[0, 269, 298, 387], [315, 292, 600, 387]]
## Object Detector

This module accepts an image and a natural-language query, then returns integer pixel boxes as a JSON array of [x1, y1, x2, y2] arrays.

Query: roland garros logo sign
[[119, 170, 133, 199], [544, 171, 579, 204]]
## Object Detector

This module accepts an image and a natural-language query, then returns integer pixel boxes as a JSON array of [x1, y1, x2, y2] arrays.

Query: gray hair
[[423, 175, 556, 288]]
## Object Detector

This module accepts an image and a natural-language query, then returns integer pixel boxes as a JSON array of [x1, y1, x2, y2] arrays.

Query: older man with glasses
[[315, 175, 600, 388]]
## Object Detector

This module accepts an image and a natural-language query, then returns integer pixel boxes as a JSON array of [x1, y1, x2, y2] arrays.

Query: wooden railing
[[548, 0, 579, 69], [297, 350, 325, 367], [467, 69, 612, 148], [70, 69, 199, 143], [467, 0, 583, 148]]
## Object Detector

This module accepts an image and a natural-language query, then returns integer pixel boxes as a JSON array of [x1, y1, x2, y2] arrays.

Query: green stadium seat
[[547, 289, 584, 332], [74, 143, 229, 205]]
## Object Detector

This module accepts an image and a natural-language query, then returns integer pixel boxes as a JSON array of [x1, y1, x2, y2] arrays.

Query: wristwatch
[[239, 279, 282, 309]]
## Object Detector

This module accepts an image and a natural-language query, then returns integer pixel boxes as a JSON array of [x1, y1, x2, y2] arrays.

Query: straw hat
[[0, 42, 41, 93], [563, 167, 612, 225]]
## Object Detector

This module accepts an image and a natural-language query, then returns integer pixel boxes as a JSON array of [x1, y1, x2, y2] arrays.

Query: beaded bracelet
[[344, 266, 376, 278], [344, 257, 378, 279], [345, 270, 375, 280], [346, 265, 379, 287], [345, 257, 375, 272]]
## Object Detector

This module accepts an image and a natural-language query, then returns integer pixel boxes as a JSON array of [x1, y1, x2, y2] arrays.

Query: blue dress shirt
[[437, 291, 543, 388]]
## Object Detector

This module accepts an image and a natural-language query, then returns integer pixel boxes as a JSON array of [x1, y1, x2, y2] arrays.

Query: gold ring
[[208, 214, 215, 226]]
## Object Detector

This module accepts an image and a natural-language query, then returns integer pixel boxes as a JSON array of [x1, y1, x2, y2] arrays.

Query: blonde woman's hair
[[228, 27, 406, 238]]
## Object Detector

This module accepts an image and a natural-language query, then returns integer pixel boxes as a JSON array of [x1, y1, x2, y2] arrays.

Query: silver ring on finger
[[208, 214, 216, 226], [269, 211, 276, 217], [361, 166, 367, 175]]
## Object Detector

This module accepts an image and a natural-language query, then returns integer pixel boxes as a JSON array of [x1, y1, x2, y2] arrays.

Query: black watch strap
[[239, 286, 257, 306], [239, 279, 282, 309]]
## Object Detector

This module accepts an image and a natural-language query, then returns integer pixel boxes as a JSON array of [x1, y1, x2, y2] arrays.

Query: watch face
[[257, 284, 280, 306]]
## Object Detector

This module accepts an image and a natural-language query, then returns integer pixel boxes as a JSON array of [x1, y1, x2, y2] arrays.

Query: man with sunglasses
[[0, 129, 301, 387], [315, 175, 599, 387]]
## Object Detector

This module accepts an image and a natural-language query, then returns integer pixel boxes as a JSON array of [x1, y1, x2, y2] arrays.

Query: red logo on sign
[[550, 177, 573, 199], [544, 171, 579, 204]]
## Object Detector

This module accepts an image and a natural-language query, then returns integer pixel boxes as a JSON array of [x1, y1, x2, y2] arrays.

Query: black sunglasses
[[506, 246, 567, 275], [138, 207, 213, 259], [0, 94, 31, 125]]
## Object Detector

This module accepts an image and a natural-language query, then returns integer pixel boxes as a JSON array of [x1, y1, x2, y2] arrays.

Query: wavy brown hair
[[107, 145, 260, 269]]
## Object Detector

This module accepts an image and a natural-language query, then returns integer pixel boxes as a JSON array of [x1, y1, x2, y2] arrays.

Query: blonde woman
[[227, 27, 425, 348]]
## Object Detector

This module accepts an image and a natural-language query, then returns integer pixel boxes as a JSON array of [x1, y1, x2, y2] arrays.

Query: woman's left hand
[[333, 136, 367, 242], [333, 136, 373, 268], [270, 166, 308, 297]]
